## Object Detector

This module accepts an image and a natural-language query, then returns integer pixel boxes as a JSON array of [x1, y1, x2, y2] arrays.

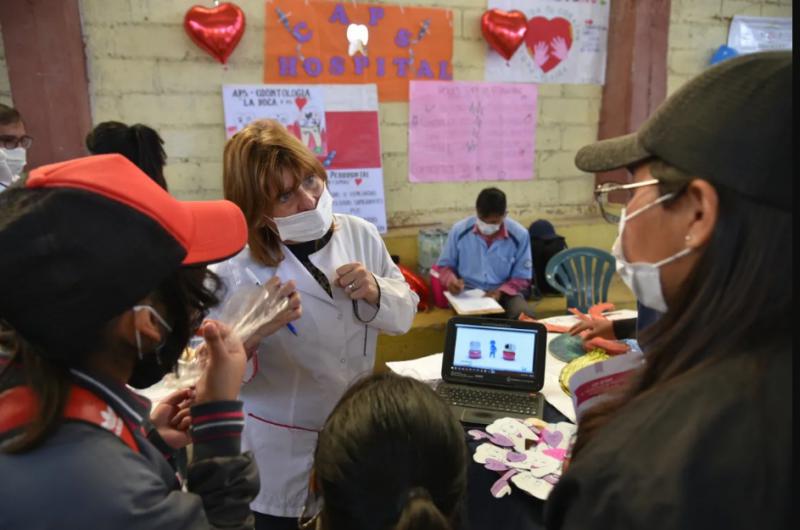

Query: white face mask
[[0, 147, 26, 186], [476, 218, 502, 236], [611, 193, 692, 313], [272, 186, 334, 243]]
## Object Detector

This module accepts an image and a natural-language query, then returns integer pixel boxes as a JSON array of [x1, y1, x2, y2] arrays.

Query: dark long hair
[[85, 121, 168, 190], [314, 373, 468, 530], [1, 266, 221, 453], [571, 165, 792, 458]]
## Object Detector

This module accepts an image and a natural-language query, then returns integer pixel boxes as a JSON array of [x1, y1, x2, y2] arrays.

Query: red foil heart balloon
[[480, 9, 528, 61], [184, 3, 246, 64]]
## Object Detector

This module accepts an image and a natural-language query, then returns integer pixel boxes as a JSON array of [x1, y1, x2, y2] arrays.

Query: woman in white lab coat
[[213, 119, 418, 529]]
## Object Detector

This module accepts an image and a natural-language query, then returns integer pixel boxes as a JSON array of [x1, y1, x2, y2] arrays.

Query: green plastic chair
[[544, 247, 616, 313]]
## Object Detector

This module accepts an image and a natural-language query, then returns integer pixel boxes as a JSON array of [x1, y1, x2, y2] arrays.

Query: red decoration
[[480, 9, 528, 61], [525, 17, 573, 73], [184, 3, 246, 64]]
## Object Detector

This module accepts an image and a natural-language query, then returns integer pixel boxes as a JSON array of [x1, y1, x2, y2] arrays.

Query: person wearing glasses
[[0, 103, 33, 190], [545, 51, 791, 529], [567, 181, 663, 342], [214, 119, 418, 530], [301, 372, 468, 530]]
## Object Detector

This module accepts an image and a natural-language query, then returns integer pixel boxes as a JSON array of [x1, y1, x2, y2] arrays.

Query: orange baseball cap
[[26, 154, 247, 264], [0, 154, 247, 360]]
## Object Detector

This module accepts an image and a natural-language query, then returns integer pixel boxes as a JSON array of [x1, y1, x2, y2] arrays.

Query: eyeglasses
[[0, 135, 33, 150], [593, 179, 660, 224]]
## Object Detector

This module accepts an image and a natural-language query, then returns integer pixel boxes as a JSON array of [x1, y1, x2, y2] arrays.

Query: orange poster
[[264, 0, 453, 101]]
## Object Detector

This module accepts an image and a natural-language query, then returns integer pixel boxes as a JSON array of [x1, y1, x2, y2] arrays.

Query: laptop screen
[[442, 318, 546, 391]]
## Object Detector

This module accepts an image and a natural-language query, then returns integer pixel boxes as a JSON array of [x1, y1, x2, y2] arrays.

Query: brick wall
[[74, 0, 602, 226], [0, 0, 793, 228], [667, 0, 792, 95]]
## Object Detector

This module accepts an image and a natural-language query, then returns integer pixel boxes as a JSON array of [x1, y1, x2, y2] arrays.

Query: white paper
[[386, 353, 444, 382], [728, 16, 792, 54], [444, 289, 505, 315], [538, 309, 639, 329]]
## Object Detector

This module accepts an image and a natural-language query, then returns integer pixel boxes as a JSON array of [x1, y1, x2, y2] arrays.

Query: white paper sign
[[485, 0, 610, 85], [222, 85, 328, 155], [727, 16, 793, 54]]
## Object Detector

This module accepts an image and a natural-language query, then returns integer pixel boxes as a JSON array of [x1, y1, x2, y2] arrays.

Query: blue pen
[[245, 267, 298, 337]]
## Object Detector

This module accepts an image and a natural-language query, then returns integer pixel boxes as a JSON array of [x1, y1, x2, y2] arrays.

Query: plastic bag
[[176, 279, 291, 384], [215, 281, 291, 346]]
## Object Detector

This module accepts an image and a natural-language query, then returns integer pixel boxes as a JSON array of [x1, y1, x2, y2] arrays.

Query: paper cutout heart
[[355, 178, 363, 185], [295, 97, 308, 110], [481, 9, 528, 61], [542, 429, 564, 448], [184, 3, 246, 64], [525, 16, 573, 73]]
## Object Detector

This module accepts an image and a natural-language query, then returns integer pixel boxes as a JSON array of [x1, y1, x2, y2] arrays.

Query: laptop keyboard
[[436, 384, 541, 416]]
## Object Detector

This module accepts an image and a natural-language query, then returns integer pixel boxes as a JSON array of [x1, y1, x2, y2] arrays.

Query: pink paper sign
[[409, 81, 537, 182]]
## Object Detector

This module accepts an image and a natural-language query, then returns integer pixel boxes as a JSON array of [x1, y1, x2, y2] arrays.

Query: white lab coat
[[210, 214, 418, 516]]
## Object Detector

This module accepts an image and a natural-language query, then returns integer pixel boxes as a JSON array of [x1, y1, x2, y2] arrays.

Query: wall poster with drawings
[[222, 84, 328, 155], [408, 80, 537, 183], [222, 84, 387, 233], [484, 0, 610, 85]]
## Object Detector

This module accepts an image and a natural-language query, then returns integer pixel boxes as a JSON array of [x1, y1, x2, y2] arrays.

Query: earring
[[685, 235, 692, 242]]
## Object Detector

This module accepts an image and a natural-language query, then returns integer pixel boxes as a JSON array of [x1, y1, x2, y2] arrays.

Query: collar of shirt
[[472, 221, 509, 245], [69, 368, 151, 431]]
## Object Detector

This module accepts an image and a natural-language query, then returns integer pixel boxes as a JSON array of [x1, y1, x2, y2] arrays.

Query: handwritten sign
[[484, 0, 610, 85], [408, 81, 537, 183], [264, 0, 453, 101], [222, 85, 328, 155]]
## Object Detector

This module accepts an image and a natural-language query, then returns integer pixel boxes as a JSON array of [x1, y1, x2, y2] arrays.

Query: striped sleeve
[[189, 400, 245, 460]]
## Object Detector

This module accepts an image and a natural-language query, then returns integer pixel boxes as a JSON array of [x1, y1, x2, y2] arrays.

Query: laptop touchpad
[[461, 409, 498, 425]]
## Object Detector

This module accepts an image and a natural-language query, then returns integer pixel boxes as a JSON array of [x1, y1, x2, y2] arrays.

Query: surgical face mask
[[129, 305, 176, 389], [271, 186, 333, 243], [476, 218, 502, 236], [611, 193, 692, 313], [0, 147, 26, 185]]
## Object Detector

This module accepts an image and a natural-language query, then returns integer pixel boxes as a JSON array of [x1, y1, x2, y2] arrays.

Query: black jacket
[[545, 347, 791, 529]]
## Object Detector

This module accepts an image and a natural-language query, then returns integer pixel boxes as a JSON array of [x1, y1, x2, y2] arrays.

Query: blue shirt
[[437, 216, 533, 292]]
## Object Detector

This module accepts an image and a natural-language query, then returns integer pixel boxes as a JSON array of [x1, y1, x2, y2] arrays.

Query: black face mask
[[127, 326, 187, 389]]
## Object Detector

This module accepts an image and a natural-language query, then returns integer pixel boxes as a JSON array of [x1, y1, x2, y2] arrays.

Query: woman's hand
[[242, 277, 302, 353], [194, 320, 246, 404], [568, 317, 616, 340], [336, 263, 380, 305], [150, 387, 194, 449]]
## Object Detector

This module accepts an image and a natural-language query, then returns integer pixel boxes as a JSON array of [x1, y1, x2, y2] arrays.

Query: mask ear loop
[[133, 305, 172, 365]]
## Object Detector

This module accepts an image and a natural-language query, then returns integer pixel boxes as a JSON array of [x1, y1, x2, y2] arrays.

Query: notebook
[[436, 316, 547, 424], [443, 289, 505, 315]]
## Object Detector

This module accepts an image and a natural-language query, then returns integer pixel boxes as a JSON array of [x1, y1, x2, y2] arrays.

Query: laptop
[[436, 316, 547, 424]]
